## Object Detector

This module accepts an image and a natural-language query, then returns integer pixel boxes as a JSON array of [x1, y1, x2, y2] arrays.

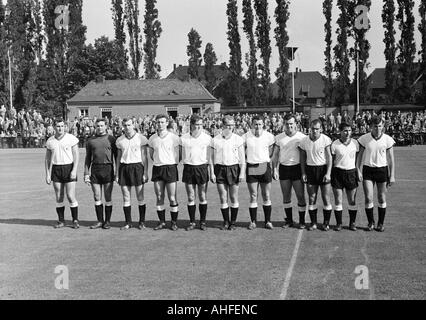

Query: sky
[[81, 0, 423, 80]]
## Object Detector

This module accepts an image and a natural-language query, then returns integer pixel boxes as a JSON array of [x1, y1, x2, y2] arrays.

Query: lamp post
[[285, 46, 298, 114]]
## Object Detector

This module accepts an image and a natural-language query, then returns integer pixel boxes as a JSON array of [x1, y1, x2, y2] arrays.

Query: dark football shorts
[[306, 165, 330, 186], [182, 164, 209, 185], [151, 164, 179, 183], [279, 164, 302, 181], [331, 167, 358, 190], [118, 163, 145, 186], [91, 164, 114, 184], [362, 166, 389, 184], [214, 164, 241, 186], [51, 164, 77, 183], [246, 162, 273, 184]]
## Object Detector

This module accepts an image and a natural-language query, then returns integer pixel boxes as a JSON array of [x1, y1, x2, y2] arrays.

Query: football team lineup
[[43, 114, 395, 234]]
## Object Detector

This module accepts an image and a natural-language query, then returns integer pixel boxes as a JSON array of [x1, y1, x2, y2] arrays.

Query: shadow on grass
[[0, 218, 301, 231]]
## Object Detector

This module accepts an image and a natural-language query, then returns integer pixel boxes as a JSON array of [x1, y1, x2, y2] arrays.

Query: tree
[[89, 36, 133, 80], [143, 0, 162, 79], [5, 0, 44, 110], [125, 0, 142, 79], [333, 0, 351, 106], [323, 0, 334, 109], [111, 0, 128, 75], [418, 0, 426, 103], [274, 0, 291, 104], [43, 0, 87, 117], [203, 43, 217, 94], [242, 0, 258, 106], [396, 0, 416, 102], [382, 0, 398, 103], [0, 1, 8, 107], [187, 28, 202, 80], [254, 0, 272, 105], [350, 0, 371, 104], [226, 0, 243, 106]]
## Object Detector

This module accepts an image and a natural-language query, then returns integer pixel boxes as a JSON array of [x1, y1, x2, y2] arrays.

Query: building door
[[168, 110, 178, 119]]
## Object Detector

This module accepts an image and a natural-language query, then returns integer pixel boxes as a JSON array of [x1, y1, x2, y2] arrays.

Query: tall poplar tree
[[396, 0, 416, 102], [203, 43, 217, 94], [143, 0, 162, 79], [111, 0, 128, 77], [333, 0, 351, 106], [187, 28, 202, 80], [274, 0, 290, 104], [226, 0, 243, 106], [350, 0, 371, 104], [418, 0, 426, 103], [323, 0, 333, 109], [254, 0, 272, 105], [382, 0, 398, 102], [125, 0, 142, 79], [242, 0, 258, 106]]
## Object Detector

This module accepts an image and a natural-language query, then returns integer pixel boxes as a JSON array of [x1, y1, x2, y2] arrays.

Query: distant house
[[67, 77, 220, 119], [368, 64, 423, 103], [271, 71, 326, 108], [166, 63, 230, 89]]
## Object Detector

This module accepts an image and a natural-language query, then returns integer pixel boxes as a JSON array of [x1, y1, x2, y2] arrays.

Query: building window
[[100, 108, 112, 120], [79, 108, 89, 117]]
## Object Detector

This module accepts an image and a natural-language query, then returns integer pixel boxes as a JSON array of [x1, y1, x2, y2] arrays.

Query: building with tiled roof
[[67, 77, 220, 119], [271, 71, 326, 107]]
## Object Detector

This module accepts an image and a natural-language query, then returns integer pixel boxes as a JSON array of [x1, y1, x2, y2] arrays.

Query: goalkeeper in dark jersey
[[84, 118, 117, 229]]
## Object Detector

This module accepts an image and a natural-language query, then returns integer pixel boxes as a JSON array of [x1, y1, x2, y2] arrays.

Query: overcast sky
[[82, 0, 423, 80]]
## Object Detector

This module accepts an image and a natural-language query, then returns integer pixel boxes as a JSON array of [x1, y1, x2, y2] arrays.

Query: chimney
[[95, 75, 105, 83], [173, 64, 176, 71]]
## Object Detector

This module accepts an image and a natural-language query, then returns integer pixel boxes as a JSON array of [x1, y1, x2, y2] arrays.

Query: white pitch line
[[280, 229, 304, 300]]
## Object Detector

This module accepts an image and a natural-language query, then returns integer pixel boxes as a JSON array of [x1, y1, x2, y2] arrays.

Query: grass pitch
[[0, 147, 425, 300]]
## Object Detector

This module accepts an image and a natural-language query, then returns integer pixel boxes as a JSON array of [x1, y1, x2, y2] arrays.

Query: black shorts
[[363, 166, 389, 184], [246, 162, 273, 184], [151, 164, 179, 183], [279, 164, 302, 181], [182, 164, 209, 185], [306, 165, 330, 186], [51, 164, 77, 183], [118, 163, 145, 186], [214, 164, 241, 186], [331, 167, 358, 190], [91, 164, 114, 184]]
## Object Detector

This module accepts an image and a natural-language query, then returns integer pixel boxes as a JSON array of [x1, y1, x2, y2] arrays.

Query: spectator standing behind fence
[[45, 118, 80, 229]]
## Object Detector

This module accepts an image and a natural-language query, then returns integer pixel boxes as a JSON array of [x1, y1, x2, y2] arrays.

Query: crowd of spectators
[[1, 103, 426, 149]]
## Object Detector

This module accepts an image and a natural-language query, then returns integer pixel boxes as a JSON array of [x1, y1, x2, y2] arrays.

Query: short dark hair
[[371, 116, 383, 126], [310, 119, 323, 128], [54, 118, 65, 125], [190, 114, 202, 126], [283, 114, 296, 122], [122, 118, 133, 124], [252, 115, 264, 123], [339, 122, 352, 131], [155, 114, 169, 121], [96, 118, 106, 124]]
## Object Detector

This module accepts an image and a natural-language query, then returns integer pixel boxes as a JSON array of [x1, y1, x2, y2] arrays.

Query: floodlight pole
[[356, 44, 360, 115], [292, 47, 295, 114]]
